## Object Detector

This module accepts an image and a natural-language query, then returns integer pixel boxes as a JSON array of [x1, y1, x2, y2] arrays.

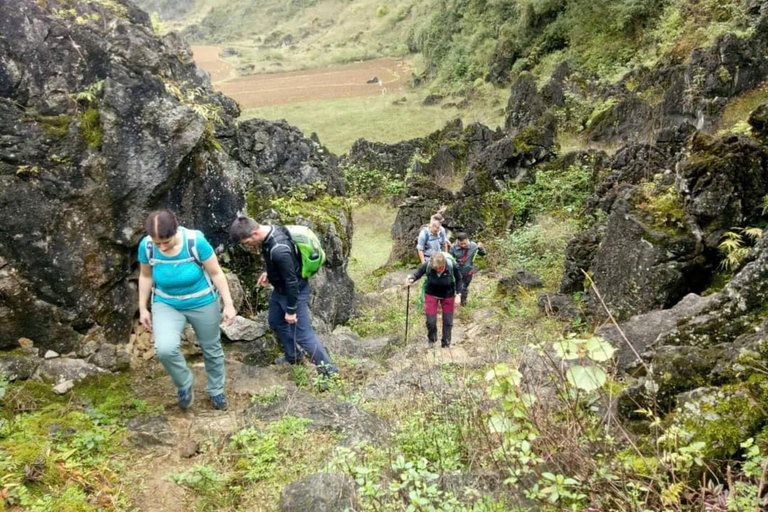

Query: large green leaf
[[584, 336, 616, 362], [566, 364, 607, 392]]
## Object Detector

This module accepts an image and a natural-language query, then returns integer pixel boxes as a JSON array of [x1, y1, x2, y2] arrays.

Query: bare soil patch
[[192, 46, 408, 108], [191, 45, 233, 83]]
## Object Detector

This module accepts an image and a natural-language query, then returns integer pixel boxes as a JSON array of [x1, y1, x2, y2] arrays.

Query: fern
[[718, 227, 763, 270]]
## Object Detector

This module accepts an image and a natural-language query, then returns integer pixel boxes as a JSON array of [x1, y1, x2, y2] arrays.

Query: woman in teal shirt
[[138, 210, 236, 411]]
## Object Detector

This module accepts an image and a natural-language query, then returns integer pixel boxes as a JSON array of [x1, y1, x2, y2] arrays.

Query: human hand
[[222, 304, 236, 326], [285, 313, 297, 324], [139, 308, 153, 332], [257, 272, 269, 287], [405, 277, 414, 287], [477, 242, 484, 249], [455, 295, 462, 306]]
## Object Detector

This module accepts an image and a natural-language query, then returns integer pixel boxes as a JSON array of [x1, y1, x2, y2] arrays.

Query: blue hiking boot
[[210, 393, 228, 411], [177, 386, 194, 411]]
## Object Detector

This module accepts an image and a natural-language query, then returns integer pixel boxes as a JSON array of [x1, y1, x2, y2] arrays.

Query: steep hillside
[[135, 0, 761, 91]]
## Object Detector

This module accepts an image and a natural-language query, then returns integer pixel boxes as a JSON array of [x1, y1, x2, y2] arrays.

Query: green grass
[[241, 88, 504, 155], [348, 203, 397, 289], [717, 82, 768, 135], [0, 374, 156, 510]]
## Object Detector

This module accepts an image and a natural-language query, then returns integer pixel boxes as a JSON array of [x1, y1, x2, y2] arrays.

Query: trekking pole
[[404, 284, 411, 344]]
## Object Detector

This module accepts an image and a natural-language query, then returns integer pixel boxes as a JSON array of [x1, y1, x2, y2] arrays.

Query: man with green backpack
[[230, 216, 337, 375]]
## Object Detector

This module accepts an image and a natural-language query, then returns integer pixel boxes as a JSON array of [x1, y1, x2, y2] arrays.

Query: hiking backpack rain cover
[[285, 225, 326, 278]]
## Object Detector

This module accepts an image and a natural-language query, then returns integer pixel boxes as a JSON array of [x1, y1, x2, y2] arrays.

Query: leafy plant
[[718, 227, 763, 270]]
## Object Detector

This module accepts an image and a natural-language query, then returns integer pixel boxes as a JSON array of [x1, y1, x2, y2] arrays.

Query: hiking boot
[[441, 341, 451, 348], [274, 355, 304, 365], [177, 386, 194, 411], [427, 339, 436, 348], [210, 393, 228, 411]]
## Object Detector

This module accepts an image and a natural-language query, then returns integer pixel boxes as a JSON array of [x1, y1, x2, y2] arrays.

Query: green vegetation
[[242, 88, 505, 155], [80, 107, 102, 148], [491, 215, 580, 288], [348, 203, 397, 290], [168, 415, 339, 510], [0, 374, 158, 510], [37, 115, 73, 138]]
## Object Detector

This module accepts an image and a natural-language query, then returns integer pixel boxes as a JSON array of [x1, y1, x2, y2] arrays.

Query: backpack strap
[[147, 228, 217, 301], [185, 229, 216, 294]]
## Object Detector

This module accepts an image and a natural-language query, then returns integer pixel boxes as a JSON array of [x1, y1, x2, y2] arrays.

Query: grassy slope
[[242, 86, 506, 155]]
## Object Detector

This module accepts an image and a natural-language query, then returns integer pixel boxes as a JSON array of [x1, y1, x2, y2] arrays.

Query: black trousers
[[458, 274, 473, 304]]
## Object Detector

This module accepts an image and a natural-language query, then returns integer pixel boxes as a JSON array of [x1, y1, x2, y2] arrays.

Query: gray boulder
[[281, 473, 359, 512], [221, 315, 269, 342], [537, 293, 579, 320], [36, 358, 109, 383], [596, 293, 714, 372], [0, 355, 39, 381], [126, 415, 178, 448], [247, 390, 389, 446], [90, 343, 130, 372], [321, 326, 392, 359]]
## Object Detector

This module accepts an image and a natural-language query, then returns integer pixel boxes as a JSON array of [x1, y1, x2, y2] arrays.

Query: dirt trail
[[128, 273, 503, 511], [191, 45, 233, 83], [191, 45, 409, 108]]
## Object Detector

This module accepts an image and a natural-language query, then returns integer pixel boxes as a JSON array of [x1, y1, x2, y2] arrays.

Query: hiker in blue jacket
[[138, 210, 236, 411], [230, 216, 338, 376], [449, 233, 486, 305], [416, 219, 449, 264], [406, 252, 463, 348]]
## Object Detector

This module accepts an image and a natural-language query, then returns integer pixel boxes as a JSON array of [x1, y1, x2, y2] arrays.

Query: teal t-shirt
[[138, 227, 217, 310]]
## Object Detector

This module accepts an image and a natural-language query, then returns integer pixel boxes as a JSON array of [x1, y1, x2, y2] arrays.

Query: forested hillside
[[137, 0, 759, 89]]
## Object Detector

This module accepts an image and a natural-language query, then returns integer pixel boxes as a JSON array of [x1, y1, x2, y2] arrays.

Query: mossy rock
[[670, 381, 768, 459]]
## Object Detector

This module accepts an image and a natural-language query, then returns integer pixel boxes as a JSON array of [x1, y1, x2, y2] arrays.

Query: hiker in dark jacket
[[406, 252, 463, 348], [449, 233, 486, 305], [230, 216, 337, 375]]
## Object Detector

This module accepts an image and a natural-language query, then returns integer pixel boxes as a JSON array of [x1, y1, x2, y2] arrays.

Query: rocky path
[[126, 272, 508, 511]]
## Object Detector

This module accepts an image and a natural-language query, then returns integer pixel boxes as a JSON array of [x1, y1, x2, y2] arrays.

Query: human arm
[[202, 256, 236, 325], [406, 262, 428, 286], [416, 230, 427, 264], [272, 245, 300, 322], [453, 261, 463, 304], [138, 263, 154, 331]]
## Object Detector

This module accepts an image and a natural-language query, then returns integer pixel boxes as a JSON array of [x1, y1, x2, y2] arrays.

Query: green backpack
[[285, 225, 326, 278]]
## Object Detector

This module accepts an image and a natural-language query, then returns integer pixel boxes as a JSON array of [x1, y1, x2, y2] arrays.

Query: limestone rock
[[126, 416, 178, 448], [281, 473, 359, 512], [91, 344, 130, 371], [321, 326, 392, 359], [221, 315, 269, 342], [0, 355, 39, 381], [596, 293, 713, 372], [247, 390, 389, 446], [537, 293, 579, 320], [52, 380, 74, 395], [36, 358, 109, 384]]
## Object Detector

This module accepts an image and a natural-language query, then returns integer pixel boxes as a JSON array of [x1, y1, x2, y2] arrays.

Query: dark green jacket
[[449, 241, 486, 275]]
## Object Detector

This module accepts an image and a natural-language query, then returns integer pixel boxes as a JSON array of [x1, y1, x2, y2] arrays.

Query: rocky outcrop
[[247, 390, 389, 446], [0, 0, 354, 352], [281, 473, 359, 512], [559, 113, 768, 319]]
